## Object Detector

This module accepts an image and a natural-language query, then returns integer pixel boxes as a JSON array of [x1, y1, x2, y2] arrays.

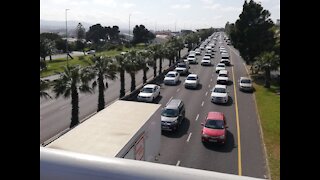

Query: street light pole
[[66, 9, 70, 66], [129, 14, 131, 42]]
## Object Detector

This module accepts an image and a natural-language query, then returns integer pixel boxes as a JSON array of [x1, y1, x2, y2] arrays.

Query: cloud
[[170, 4, 191, 9], [222, 7, 242, 12], [273, 4, 280, 10], [204, 4, 221, 10], [200, 0, 214, 4], [123, 2, 135, 9]]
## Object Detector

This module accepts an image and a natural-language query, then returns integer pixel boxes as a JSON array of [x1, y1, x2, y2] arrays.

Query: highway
[[138, 32, 268, 179], [40, 49, 188, 144]]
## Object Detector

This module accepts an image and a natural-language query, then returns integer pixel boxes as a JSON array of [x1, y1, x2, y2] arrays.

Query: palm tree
[[164, 43, 176, 67], [254, 51, 280, 88], [138, 50, 151, 84], [115, 55, 126, 98], [40, 79, 52, 99], [124, 50, 143, 92], [53, 65, 95, 128], [91, 56, 117, 112], [157, 44, 166, 74], [147, 45, 159, 77]]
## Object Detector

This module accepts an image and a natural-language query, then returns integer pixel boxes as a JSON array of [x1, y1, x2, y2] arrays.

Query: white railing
[[40, 147, 265, 180]]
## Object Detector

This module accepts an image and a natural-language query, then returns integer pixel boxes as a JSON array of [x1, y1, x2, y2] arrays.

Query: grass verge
[[253, 77, 280, 180]]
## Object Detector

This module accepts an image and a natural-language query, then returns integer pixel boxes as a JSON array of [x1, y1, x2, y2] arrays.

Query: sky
[[40, 0, 280, 31]]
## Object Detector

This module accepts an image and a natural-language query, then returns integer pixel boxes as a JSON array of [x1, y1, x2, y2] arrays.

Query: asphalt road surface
[[139, 32, 268, 179]]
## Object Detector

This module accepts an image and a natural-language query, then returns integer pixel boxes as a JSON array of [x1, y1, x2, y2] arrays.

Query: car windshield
[[188, 55, 195, 58], [141, 87, 153, 93], [161, 108, 178, 117], [177, 64, 186, 68], [219, 74, 227, 77], [213, 88, 226, 93], [241, 79, 251, 84], [187, 76, 197, 80], [166, 73, 176, 77], [217, 64, 225, 67], [205, 120, 224, 129]]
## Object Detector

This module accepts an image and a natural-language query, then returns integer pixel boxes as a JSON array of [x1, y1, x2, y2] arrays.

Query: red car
[[201, 112, 228, 144]]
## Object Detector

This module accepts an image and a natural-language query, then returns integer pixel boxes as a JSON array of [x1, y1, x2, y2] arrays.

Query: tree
[[138, 50, 151, 84], [229, 0, 275, 65], [164, 42, 176, 67], [254, 51, 280, 88], [90, 56, 117, 112], [40, 79, 52, 99], [115, 55, 126, 98], [132, 25, 155, 44], [53, 65, 95, 128], [86, 24, 107, 44], [124, 50, 143, 92], [40, 38, 50, 61], [76, 23, 86, 40], [106, 26, 120, 43], [147, 45, 159, 77]]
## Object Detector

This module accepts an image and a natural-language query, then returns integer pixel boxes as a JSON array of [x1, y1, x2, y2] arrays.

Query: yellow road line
[[230, 48, 242, 176]]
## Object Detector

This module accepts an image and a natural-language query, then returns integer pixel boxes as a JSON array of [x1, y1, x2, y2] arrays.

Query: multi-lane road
[[40, 32, 268, 179], [141, 33, 268, 179]]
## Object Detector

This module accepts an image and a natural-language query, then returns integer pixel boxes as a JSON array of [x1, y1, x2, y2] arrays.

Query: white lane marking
[[176, 88, 180, 92], [212, 74, 214, 77], [195, 114, 199, 121], [187, 133, 192, 142], [210, 78, 212, 82], [201, 101, 204, 106], [208, 84, 210, 88], [205, 92, 208, 96], [243, 63, 250, 75], [169, 96, 173, 102], [176, 160, 181, 166]]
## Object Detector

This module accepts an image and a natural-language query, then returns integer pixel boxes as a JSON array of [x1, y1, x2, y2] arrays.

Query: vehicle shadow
[[202, 131, 235, 152], [161, 117, 190, 138], [226, 80, 233, 86], [153, 95, 163, 104], [185, 83, 203, 90], [239, 87, 255, 94], [164, 80, 182, 86]]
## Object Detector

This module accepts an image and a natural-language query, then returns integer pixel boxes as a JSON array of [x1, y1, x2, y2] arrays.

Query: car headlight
[[172, 119, 178, 124], [219, 135, 225, 139]]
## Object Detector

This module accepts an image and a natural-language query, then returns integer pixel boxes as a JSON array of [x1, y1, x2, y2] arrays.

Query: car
[[204, 53, 213, 58], [210, 84, 229, 104], [184, 74, 199, 89], [239, 77, 253, 92], [215, 63, 226, 73], [164, 71, 180, 85], [195, 48, 201, 55], [137, 84, 160, 102], [187, 54, 197, 64], [201, 112, 228, 144], [175, 62, 189, 75], [217, 70, 229, 85], [86, 50, 96, 54], [220, 58, 231, 66], [201, 56, 212, 66], [161, 99, 185, 132]]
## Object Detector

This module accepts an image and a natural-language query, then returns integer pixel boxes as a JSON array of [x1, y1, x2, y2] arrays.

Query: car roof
[[214, 84, 227, 89], [219, 70, 228, 74], [187, 74, 198, 77], [165, 99, 182, 109], [217, 63, 225, 66], [168, 71, 177, 74], [207, 112, 224, 121], [143, 84, 158, 88]]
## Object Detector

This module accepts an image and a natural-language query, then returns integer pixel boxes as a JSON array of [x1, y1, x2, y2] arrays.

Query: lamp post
[[129, 13, 131, 42], [65, 9, 70, 66]]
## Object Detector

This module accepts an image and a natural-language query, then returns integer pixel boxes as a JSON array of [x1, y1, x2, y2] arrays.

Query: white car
[[201, 56, 212, 66], [175, 62, 189, 75], [220, 58, 231, 66], [215, 63, 226, 73], [164, 71, 180, 85], [217, 70, 229, 85], [184, 74, 199, 89], [211, 84, 229, 104], [187, 54, 197, 64], [137, 84, 160, 102], [239, 77, 253, 92], [195, 48, 201, 55]]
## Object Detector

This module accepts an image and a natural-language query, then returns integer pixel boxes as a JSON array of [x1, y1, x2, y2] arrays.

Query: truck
[[45, 100, 161, 162]]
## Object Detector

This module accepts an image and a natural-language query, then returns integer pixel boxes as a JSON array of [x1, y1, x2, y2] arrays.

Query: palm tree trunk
[[97, 74, 105, 112], [169, 58, 172, 67], [178, 50, 181, 59], [119, 70, 125, 98], [143, 68, 147, 84], [49, 55, 52, 61], [130, 73, 136, 92], [264, 67, 271, 88], [153, 57, 157, 77], [70, 85, 79, 128], [159, 58, 162, 75]]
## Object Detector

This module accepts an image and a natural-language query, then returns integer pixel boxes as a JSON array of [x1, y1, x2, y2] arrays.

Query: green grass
[[254, 80, 280, 180], [40, 45, 147, 78]]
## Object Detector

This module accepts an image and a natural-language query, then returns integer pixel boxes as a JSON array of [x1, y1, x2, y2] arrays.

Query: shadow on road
[[202, 131, 236, 153], [184, 83, 203, 91], [161, 117, 190, 138]]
